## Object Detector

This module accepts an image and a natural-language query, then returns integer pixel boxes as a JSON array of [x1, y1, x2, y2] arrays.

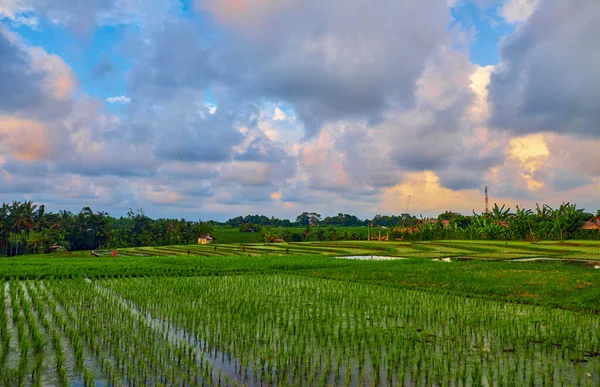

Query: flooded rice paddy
[[1, 275, 599, 386]]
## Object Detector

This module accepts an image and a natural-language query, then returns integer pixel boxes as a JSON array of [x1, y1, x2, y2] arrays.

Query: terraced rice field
[[2, 275, 599, 386], [104, 240, 600, 261]]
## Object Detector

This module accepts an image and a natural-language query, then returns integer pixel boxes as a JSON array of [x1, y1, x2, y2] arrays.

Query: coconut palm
[[34, 204, 49, 232], [0, 203, 10, 255]]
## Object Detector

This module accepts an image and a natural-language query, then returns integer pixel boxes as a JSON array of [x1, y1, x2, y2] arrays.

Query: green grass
[[99, 239, 600, 261], [1, 251, 599, 311], [1, 240, 600, 385]]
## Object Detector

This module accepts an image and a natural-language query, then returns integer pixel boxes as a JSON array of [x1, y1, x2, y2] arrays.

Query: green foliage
[[1, 199, 599, 257]]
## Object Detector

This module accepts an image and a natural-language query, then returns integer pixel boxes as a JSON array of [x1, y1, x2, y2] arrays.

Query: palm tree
[[21, 201, 37, 254], [10, 201, 23, 256], [0, 203, 10, 256], [27, 233, 47, 254], [34, 204, 49, 232]]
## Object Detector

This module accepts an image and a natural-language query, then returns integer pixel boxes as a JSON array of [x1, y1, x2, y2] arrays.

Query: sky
[[0, 0, 599, 221]]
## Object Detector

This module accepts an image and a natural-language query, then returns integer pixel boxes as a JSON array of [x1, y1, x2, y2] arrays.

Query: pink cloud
[[197, 0, 297, 33], [0, 117, 53, 161]]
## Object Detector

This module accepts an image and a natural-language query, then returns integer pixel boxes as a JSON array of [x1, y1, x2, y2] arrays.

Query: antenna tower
[[401, 195, 411, 229], [484, 186, 489, 214]]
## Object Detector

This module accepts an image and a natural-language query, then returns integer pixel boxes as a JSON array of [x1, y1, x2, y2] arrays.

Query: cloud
[[0, 28, 75, 120], [381, 171, 486, 215], [106, 96, 131, 104], [196, 0, 451, 138], [499, 0, 540, 23], [273, 107, 286, 121], [0, 0, 180, 33], [3, 0, 600, 220], [488, 1, 600, 137], [0, 29, 45, 113], [0, 117, 53, 161]]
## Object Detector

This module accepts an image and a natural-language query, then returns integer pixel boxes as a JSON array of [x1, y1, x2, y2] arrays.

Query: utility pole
[[484, 186, 489, 214], [401, 195, 411, 229]]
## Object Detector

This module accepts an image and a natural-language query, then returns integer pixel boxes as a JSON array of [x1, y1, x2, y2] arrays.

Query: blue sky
[[1, 0, 598, 220]]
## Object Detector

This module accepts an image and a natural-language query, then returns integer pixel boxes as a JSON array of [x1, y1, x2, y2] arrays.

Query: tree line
[[395, 203, 599, 242], [225, 212, 419, 229], [0, 202, 211, 256], [1, 201, 598, 256]]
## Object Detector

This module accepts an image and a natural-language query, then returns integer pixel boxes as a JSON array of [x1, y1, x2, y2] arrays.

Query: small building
[[368, 226, 390, 241], [398, 219, 450, 234], [579, 216, 600, 230], [198, 234, 216, 244], [49, 243, 64, 252], [273, 238, 285, 243]]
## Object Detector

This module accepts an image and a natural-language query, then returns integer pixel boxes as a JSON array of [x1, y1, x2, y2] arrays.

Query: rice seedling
[[102, 274, 600, 386], [0, 249, 598, 386]]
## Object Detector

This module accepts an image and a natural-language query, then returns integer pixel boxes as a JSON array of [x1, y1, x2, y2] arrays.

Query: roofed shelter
[[198, 234, 216, 244], [579, 216, 600, 230]]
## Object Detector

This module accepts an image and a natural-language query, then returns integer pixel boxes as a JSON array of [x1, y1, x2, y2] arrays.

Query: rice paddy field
[[104, 239, 600, 261], [1, 241, 600, 386]]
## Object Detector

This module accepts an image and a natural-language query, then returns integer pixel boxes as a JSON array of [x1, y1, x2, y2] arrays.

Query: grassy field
[[1, 243, 599, 385]]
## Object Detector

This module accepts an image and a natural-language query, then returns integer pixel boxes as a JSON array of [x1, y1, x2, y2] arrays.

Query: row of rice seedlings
[[26, 281, 71, 386], [33, 280, 120, 386], [0, 282, 8, 365], [1, 282, 20, 385], [105, 274, 600, 386], [43, 279, 216, 385], [17, 283, 45, 386], [8, 280, 31, 385]]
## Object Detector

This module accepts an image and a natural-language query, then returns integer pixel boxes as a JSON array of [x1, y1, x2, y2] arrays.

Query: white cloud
[[106, 96, 131, 104], [205, 103, 217, 115], [500, 0, 540, 23], [273, 107, 286, 121]]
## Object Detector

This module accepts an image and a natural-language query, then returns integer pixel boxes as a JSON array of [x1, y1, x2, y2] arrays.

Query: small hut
[[368, 226, 390, 241], [198, 234, 216, 244], [49, 243, 64, 252], [579, 216, 600, 230]]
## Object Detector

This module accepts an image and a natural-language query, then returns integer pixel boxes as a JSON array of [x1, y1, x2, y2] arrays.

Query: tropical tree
[[510, 205, 535, 240], [552, 202, 587, 241], [490, 203, 512, 222]]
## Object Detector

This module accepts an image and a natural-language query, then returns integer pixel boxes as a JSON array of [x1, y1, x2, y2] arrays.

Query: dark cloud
[[539, 169, 592, 192], [0, 30, 44, 113], [488, 1, 600, 137], [437, 170, 483, 190], [0, 171, 51, 194], [127, 0, 451, 139], [178, 182, 215, 198], [218, 0, 450, 138], [215, 185, 274, 205]]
